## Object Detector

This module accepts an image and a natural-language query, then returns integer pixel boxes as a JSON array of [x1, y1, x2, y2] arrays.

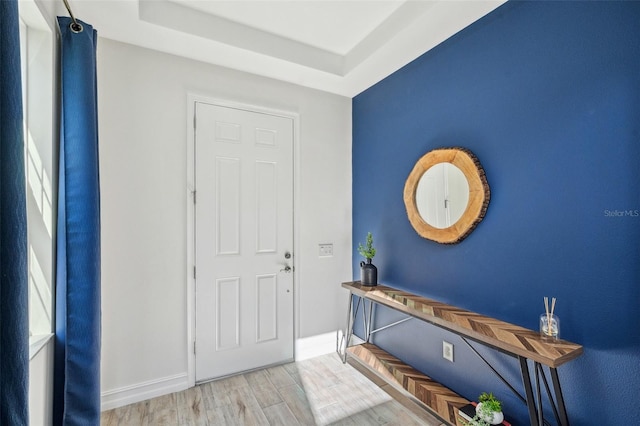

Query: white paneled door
[[194, 102, 294, 382]]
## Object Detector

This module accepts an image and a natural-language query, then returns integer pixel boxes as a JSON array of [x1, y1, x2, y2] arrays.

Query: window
[[19, 0, 55, 353]]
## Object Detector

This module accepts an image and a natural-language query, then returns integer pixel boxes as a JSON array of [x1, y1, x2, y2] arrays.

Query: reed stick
[[544, 297, 549, 316], [550, 297, 556, 329], [544, 297, 550, 336]]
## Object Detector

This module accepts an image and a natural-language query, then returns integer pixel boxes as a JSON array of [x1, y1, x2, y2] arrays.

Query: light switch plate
[[319, 243, 333, 257]]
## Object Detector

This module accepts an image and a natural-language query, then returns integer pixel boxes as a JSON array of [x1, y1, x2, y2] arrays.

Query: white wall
[[98, 38, 352, 409], [29, 338, 54, 426]]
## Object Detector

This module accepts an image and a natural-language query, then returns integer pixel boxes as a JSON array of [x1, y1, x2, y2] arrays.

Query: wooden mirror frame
[[403, 147, 490, 244]]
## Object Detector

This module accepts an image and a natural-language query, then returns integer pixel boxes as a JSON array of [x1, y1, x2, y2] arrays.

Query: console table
[[337, 281, 583, 426]]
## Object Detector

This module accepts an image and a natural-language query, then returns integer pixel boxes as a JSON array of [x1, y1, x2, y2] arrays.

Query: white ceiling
[[70, 0, 505, 97]]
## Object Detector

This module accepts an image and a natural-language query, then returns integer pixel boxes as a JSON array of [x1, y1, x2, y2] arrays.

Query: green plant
[[478, 392, 502, 413], [357, 232, 376, 260], [459, 414, 489, 426], [459, 393, 503, 426]]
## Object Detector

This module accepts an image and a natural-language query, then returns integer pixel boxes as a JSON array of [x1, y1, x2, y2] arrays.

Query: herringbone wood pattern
[[344, 282, 582, 368], [348, 344, 468, 426]]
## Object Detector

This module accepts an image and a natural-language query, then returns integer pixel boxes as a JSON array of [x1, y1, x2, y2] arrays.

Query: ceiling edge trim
[[139, 0, 345, 75]]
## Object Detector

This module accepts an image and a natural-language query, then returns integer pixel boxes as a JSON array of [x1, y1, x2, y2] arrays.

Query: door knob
[[284, 251, 292, 259], [280, 265, 292, 273]]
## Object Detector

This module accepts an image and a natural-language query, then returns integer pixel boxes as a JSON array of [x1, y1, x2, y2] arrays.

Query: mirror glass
[[416, 163, 469, 229], [403, 147, 490, 244]]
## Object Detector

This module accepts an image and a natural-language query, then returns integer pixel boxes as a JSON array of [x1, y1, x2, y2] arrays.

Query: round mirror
[[404, 147, 490, 244], [416, 163, 469, 229]]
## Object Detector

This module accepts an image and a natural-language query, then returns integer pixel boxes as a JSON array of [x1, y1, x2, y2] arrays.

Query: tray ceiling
[[70, 0, 505, 97]]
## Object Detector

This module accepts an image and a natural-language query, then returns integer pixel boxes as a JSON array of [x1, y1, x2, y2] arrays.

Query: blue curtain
[[53, 17, 101, 426], [0, 0, 29, 424]]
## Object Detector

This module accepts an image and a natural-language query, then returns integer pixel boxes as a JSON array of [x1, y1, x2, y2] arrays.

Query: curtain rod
[[62, 0, 83, 33]]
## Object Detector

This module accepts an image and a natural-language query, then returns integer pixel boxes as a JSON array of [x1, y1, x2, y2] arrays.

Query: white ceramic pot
[[475, 403, 504, 425]]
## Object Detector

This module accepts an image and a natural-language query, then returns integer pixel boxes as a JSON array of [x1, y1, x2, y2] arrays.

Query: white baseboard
[[102, 333, 358, 410], [350, 335, 366, 346], [101, 372, 189, 411], [295, 331, 341, 361]]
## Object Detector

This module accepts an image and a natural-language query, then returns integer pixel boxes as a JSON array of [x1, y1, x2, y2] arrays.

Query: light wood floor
[[101, 352, 446, 426]]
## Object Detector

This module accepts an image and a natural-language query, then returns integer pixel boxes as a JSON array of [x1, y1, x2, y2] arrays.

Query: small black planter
[[360, 258, 377, 286]]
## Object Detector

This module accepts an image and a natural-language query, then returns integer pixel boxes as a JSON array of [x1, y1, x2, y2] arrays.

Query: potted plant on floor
[[357, 232, 377, 286]]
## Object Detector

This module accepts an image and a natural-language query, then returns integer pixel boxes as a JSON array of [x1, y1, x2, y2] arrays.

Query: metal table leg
[[519, 356, 540, 426], [534, 362, 544, 426], [364, 299, 376, 342], [550, 367, 570, 426], [338, 292, 361, 363]]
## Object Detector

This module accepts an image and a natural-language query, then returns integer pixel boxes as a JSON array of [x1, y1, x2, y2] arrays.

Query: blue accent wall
[[352, 1, 640, 424]]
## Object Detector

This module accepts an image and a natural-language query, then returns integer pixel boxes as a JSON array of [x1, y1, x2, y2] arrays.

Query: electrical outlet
[[443, 341, 454, 362]]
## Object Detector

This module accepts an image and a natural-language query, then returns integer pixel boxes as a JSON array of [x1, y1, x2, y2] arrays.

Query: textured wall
[[352, 1, 640, 423]]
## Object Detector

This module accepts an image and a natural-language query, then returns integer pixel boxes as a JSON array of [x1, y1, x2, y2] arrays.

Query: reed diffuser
[[540, 297, 560, 339]]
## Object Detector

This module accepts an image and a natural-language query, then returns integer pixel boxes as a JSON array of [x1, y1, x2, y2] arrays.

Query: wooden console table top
[[342, 281, 582, 368]]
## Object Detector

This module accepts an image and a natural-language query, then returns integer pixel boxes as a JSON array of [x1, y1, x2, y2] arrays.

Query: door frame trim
[[186, 94, 300, 387]]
